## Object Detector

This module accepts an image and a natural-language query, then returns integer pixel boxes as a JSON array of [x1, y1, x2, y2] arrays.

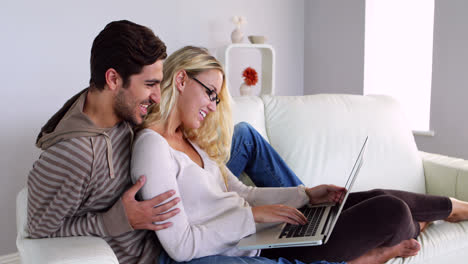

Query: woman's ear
[[175, 70, 187, 93], [105, 68, 122, 92]]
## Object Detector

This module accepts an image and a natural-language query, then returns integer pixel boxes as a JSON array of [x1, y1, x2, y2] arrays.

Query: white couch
[[17, 94, 468, 264]]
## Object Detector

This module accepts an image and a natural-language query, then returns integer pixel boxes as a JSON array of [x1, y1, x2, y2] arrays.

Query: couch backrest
[[231, 96, 269, 142], [232, 94, 425, 193]]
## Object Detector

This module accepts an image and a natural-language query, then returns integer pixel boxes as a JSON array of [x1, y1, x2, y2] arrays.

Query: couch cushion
[[261, 94, 425, 193], [231, 96, 269, 142], [386, 221, 468, 264]]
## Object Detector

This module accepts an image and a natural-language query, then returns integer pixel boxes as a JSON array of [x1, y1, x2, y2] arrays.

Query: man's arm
[[121, 175, 180, 232], [27, 139, 180, 238], [45, 178, 181, 238], [27, 139, 97, 238]]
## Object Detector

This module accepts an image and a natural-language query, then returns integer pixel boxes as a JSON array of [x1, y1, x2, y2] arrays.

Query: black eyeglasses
[[190, 76, 220, 105]]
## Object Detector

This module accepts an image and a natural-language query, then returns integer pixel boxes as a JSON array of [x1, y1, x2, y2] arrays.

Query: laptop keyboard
[[279, 206, 325, 239]]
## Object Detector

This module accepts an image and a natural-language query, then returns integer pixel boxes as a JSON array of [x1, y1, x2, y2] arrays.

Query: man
[[27, 20, 179, 264]]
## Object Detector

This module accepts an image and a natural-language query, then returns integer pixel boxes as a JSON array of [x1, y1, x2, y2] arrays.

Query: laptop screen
[[339, 136, 369, 202]]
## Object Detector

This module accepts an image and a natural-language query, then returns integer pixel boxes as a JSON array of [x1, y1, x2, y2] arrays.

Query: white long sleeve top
[[131, 129, 310, 262]]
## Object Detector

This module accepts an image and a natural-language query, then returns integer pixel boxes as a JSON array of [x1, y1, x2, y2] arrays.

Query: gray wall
[[304, 0, 365, 95], [414, 0, 468, 159], [0, 0, 304, 255], [304, 0, 468, 160]]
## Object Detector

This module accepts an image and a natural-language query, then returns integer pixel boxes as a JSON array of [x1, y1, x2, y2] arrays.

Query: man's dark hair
[[89, 20, 167, 90]]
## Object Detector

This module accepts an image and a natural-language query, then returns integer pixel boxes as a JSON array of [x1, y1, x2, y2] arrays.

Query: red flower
[[242, 67, 258, 86]]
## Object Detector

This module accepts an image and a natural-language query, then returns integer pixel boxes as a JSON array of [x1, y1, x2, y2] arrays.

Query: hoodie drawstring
[[106, 124, 134, 179], [105, 136, 115, 179]]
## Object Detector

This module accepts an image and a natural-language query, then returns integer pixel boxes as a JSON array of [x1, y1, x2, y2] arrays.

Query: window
[[363, 0, 435, 134]]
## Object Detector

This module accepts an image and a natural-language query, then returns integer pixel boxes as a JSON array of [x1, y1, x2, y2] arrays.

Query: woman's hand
[[306, 184, 347, 205], [252, 204, 308, 225]]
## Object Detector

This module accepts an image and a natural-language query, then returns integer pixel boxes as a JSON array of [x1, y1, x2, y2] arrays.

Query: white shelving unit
[[220, 44, 276, 95]]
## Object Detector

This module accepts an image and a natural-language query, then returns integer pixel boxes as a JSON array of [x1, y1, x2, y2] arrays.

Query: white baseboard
[[0, 252, 20, 264]]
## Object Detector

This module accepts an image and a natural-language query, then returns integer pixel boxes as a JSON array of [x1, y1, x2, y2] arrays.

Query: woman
[[131, 46, 468, 264]]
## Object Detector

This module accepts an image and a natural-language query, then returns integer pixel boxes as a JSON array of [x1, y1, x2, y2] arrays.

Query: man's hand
[[122, 175, 181, 231], [252, 204, 307, 225], [306, 184, 347, 205]]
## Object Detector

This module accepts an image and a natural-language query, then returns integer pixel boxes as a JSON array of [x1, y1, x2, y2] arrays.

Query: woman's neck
[[152, 108, 183, 140]]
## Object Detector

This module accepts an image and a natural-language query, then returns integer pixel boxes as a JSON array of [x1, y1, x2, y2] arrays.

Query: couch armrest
[[420, 151, 468, 201], [17, 236, 119, 264]]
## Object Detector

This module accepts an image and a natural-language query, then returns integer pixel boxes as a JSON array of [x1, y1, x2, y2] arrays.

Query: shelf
[[220, 44, 276, 96]]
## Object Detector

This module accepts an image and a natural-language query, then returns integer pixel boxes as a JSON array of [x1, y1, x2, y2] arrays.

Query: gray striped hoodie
[[28, 88, 161, 264]]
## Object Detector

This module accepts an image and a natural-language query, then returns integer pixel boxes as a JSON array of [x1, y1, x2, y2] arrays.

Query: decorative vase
[[240, 82, 253, 96], [231, 25, 244, 43]]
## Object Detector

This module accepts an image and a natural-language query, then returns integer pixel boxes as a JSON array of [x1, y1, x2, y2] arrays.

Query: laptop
[[237, 136, 369, 250]]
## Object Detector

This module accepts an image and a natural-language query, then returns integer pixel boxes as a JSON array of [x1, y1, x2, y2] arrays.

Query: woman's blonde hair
[[140, 46, 233, 187]]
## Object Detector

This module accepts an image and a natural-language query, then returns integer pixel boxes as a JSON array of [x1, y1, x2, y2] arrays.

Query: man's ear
[[105, 68, 121, 91], [175, 70, 187, 93]]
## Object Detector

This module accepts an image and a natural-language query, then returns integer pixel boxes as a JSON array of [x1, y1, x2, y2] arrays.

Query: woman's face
[[178, 69, 223, 129]]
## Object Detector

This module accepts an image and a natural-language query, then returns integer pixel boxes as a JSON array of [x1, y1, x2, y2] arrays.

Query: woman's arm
[[227, 170, 309, 208], [227, 172, 345, 225], [227, 170, 345, 207], [131, 130, 256, 261]]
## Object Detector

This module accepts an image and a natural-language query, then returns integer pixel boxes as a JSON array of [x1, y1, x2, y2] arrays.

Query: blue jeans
[[159, 250, 345, 264], [227, 122, 303, 188], [159, 122, 342, 264]]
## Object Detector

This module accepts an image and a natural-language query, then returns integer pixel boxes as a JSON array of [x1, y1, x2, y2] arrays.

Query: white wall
[[0, 0, 304, 255]]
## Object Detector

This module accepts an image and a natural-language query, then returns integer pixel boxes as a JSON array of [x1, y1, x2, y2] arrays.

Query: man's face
[[114, 60, 163, 126]]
